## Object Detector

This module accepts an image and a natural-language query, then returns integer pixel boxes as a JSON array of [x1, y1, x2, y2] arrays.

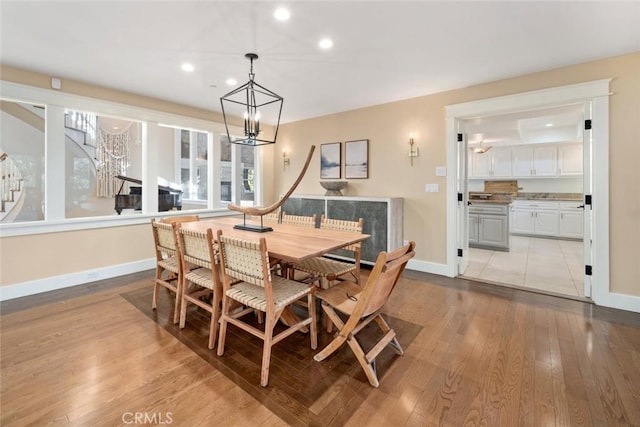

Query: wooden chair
[[313, 241, 416, 387], [216, 231, 318, 387], [151, 219, 187, 323], [160, 215, 200, 225], [291, 215, 363, 289], [176, 227, 221, 350], [281, 212, 317, 227]]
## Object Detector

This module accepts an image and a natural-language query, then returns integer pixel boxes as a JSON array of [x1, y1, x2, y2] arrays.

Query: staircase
[[0, 152, 25, 222], [65, 111, 98, 163]]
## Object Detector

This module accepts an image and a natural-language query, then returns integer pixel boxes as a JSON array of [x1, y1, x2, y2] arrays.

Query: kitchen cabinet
[[511, 145, 557, 177], [469, 203, 510, 250], [469, 147, 511, 178], [511, 200, 586, 238], [559, 201, 584, 238], [558, 143, 583, 176]]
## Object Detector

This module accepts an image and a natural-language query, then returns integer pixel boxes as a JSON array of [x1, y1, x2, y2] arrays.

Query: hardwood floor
[[1, 269, 639, 426]]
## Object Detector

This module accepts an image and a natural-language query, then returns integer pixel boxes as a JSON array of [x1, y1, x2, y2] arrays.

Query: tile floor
[[463, 236, 586, 298]]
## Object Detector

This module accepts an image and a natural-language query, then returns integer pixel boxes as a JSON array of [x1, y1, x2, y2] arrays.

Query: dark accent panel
[[282, 198, 324, 227], [327, 200, 388, 263]]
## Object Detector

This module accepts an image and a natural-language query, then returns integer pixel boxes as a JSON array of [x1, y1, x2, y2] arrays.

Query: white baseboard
[[406, 259, 450, 277], [595, 291, 640, 314], [0, 258, 156, 302]]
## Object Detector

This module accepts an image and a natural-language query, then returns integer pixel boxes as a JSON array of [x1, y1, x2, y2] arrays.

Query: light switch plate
[[425, 183, 439, 192], [436, 166, 447, 177]]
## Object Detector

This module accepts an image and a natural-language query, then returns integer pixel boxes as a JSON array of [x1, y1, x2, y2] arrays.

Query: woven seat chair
[[151, 218, 194, 323], [176, 227, 221, 350], [160, 215, 200, 225], [314, 241, 415, 387], [216, 231, 317, 387], [290, 215, 363, 289], [281, 212, 317, 227]]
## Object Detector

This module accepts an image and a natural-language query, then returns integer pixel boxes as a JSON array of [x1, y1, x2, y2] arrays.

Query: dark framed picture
[[320, 142, 341, 179], [345, 139, 369, 179]]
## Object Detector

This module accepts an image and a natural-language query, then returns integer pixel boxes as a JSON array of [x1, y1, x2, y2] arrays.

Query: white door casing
[[446, 80, 613, 308]]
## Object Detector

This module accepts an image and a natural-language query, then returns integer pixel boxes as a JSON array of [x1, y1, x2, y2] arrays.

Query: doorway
[[445, 80, 611, 305], [461, 104, 586, 299]]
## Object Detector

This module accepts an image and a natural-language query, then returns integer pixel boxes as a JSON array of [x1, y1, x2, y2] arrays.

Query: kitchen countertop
[[514, 192, 582, 201], [468, 199, 512, 205]]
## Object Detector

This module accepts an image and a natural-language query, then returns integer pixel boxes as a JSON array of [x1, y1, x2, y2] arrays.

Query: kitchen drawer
[[469, 204, 508, 215], [559, 201, 583, 209], [512, 200, 559, 210]]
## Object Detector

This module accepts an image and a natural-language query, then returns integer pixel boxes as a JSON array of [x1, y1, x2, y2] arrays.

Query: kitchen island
[[468, 199, 511, 251]]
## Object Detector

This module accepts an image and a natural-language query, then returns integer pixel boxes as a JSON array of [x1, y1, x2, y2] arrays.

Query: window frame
[[0, 80, 264, 237]]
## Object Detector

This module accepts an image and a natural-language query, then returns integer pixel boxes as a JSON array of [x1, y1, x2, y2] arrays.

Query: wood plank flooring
[[1, 269, 639, 426]]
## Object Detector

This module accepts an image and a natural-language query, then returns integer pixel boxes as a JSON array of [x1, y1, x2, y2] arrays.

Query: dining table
[[181, 215, 370, 328], [181, 215, 370, 264]]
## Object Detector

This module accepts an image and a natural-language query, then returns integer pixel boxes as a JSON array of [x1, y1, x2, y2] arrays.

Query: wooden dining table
[[181, 216, 370, 264], [181, 215, 370, 328]]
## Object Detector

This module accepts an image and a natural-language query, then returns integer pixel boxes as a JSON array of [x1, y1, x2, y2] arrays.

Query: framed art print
[[320, 142, 341, 179], [345, 139, 368, 179]]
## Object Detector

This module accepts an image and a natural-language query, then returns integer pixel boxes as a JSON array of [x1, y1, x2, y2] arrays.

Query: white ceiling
[[1, 1, 639, 129]]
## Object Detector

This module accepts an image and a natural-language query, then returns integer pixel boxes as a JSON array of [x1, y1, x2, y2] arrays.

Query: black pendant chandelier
[[220, 53, 283, 146]]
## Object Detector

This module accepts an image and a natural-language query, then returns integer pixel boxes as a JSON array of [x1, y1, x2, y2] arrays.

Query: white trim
[[445, 80, 621, 309], [0, 80, 233, 134], [0, 258, 156, 301], [595, 292, 640, 314], [406, 259, 450, 277], [0, 210, 235, 238]]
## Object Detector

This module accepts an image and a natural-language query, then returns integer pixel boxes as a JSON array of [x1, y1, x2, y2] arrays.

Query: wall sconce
[[409, 133, 419, 166], [282, 151, 290, 167]]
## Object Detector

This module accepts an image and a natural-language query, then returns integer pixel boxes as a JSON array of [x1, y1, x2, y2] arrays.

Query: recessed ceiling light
[[545, 123, 553, 127], [181, 63, 194, 72], [113, 126, 120, 130], [318, 38, 333, 50], [225, 78, 237, 86], [274, 7, 290, 21]]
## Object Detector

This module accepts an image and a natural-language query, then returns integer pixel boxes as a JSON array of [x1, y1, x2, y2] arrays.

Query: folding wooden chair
[[216, 231, 318, 387], [313, 241, 415, 387]]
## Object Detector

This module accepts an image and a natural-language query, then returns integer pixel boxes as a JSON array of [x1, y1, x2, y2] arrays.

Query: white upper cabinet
[[471, 142, 582, 179], [558, 143, 583, 176], [470, 147, 511, 178], [511, 145, 557, 177]]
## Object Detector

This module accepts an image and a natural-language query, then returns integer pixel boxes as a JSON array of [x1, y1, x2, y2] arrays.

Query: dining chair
[[150, 219, 187, 323], [160, 214, 200, 224], [215, 231, 318, 387], [176, 227, 221, 350], [281, 212, 317, 227], [290, 215, 363, 288], [313, 241, 416, 387]]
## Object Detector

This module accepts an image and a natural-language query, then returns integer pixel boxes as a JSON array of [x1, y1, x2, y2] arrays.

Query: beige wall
[[1, 53, 638, 300], [276, 52, 640, 297]]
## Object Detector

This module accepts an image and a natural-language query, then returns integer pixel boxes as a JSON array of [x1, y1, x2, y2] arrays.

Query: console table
[[281, 195, 403, 264]]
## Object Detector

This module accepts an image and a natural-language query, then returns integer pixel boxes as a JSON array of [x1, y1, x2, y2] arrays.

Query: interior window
[[65, 111, 142, 218], [0, 100, 45, 223]]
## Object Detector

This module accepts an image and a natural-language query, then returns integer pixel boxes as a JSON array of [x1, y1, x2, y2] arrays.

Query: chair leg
[[172, 274, 181, 324], [208, 289, 221, 350], [313, 303, 347, 362], [260, 314, 275, 387], [179, 279, 189, 329], [152, 267, 162, 310], [346, 336, 380, 387], [308, 293, 318, 350], [217, 297, 231, 356], [374, 315, 404, 355]]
